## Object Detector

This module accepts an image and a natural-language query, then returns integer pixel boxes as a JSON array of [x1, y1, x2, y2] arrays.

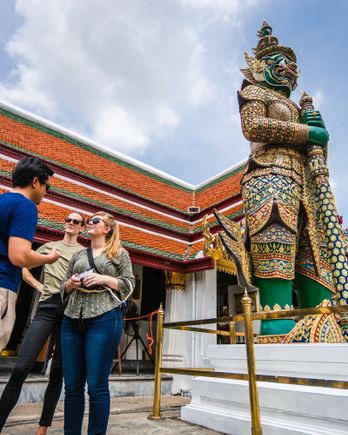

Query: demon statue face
[[262, 53, 298, 93], [241, 21, 299, 97]]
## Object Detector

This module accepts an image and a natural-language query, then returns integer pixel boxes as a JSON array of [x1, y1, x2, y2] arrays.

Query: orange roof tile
[[0, 112, 193, 211], [0, 158, 189, 233], [0, 104, 246, 268], [0, 108, 245, 213], [196, 171, 244, 209]]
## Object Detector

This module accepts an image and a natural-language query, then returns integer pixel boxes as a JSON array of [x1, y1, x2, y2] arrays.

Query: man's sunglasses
[[87, 217, 106, 225], [65, 218, 82, 225]]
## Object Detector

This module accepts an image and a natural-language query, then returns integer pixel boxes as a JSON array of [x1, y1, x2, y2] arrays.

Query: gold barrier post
[[229, 321, 236, 344], [242, 289, 262, 435], [150, 303, 165, 419]]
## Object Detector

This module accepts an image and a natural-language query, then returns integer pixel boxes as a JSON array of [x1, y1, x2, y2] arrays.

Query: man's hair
[[70, 211, 86, 227], [12, 157, 54, 188]]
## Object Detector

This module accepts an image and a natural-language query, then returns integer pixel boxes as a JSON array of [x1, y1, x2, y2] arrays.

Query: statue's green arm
[[240, 100, 309, 145], [301, 111, 329, 147]]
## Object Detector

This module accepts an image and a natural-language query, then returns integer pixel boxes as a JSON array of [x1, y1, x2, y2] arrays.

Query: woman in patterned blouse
[[60, 211, 135, 435]]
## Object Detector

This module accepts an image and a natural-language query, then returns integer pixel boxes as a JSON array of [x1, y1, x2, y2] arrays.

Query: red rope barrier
[[123, 308, 159, 321], [146, 312, 156, 355], [124, 308, 159, 355]]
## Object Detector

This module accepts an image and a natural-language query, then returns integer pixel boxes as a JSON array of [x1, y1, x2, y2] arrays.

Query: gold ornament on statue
[[241, 53, 267, 84], [202, 214, 237, 276], [213, 209, 254, 290]]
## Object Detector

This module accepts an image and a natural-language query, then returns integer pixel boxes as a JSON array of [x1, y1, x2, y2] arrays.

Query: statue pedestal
[[181, 344, 348, 434]]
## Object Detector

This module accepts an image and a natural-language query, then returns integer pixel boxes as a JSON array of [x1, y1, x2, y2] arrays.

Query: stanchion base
[[147, 414, 163, 420]]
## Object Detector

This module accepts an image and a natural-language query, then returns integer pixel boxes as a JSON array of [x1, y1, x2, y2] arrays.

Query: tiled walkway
[[3, 395, 222, 434]]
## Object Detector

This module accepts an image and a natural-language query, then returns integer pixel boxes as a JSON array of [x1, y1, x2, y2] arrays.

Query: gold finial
[[257, 20, 272, 38], [241, 287, 251, 305], [300, 91, 313, 107], [299, 91, 314, 112], [253, 21, 297, 63]]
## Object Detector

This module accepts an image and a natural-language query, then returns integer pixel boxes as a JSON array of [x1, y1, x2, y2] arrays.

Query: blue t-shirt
[[0, 192, 38, 292]]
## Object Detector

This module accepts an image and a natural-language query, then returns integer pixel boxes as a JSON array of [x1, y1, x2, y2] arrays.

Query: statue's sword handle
[[300, 93, 348, 308], [300, 93, 329, 180]]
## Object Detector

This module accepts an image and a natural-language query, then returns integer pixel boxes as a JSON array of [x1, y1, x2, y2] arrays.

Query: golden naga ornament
[[202, 214, 237, 276], [213, 209, 254, 290], [241, 52, 267, 84]]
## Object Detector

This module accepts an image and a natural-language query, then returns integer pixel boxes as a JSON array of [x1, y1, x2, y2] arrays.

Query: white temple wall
[[163, 268, 217, 393]]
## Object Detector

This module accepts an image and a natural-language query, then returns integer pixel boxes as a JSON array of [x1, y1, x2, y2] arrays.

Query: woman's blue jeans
[[61, 308, 122, 435]]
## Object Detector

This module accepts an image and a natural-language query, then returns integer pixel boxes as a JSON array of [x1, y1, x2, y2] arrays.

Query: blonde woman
[[60, 212, 135, 435]]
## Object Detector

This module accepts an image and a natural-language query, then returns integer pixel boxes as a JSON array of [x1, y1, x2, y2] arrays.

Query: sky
[[0, 0, 347, 217]]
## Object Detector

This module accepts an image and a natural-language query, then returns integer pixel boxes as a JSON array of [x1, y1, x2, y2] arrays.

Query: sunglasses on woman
[[87, 217, 107, 225], [65, 218, 82, 225]]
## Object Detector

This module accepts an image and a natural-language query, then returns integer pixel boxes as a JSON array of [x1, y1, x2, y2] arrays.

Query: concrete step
[[0, 357, 154, 376], [0, 373, 173, 404]]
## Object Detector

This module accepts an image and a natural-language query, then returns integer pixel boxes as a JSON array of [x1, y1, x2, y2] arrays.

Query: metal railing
[[149, 290, 348, 434]]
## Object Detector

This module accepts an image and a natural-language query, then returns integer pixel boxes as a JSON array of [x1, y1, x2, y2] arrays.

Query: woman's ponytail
[[93, 211, 122, 259]]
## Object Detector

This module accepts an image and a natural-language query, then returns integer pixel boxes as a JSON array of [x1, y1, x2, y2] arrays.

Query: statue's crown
[[253, 20, 297, 63]]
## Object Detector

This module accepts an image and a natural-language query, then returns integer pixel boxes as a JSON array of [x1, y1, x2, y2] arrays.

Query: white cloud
[[181, 0, 239, 23], [93, 104, 148, 153], [0, 0, 255, 157], [181, 0, 257, 21], [157, 105, 179, 129], [0, 1, 210, 151]]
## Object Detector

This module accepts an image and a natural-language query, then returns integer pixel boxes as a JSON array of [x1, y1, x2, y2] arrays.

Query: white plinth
[[181, 344, 348, 434]]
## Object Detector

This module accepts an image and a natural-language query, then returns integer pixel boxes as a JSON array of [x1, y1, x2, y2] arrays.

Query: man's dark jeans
[[0, 294, 64, 431], [61, 308, 122, 435]]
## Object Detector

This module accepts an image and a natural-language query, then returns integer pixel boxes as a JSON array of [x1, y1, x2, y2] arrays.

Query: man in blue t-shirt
[[0, 157, 60, 351]]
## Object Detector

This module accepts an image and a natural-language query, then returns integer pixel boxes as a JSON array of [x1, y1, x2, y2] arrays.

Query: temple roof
[[0, 100, 245, 272]]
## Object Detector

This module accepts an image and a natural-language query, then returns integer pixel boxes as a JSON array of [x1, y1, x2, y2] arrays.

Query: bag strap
[[86, 248, 102, 274]]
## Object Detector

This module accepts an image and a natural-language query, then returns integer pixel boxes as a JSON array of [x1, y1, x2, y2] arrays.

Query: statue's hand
[[307, 126, 329, 147], [301, 110, 326, 128]]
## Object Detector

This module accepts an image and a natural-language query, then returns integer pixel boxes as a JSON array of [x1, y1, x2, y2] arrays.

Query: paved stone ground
[[2, 396, 222, 434]]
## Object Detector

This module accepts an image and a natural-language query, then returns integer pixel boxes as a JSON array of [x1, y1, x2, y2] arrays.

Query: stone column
[[162, 271, 188, 393], [191, 269, 217, 368], [162, 269, 217, 393]]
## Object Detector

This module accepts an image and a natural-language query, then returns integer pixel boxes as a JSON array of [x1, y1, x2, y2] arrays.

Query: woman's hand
[[65, 274, 82, 294], [83, 273, 119, 290], [82, 272, 105, 288]]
